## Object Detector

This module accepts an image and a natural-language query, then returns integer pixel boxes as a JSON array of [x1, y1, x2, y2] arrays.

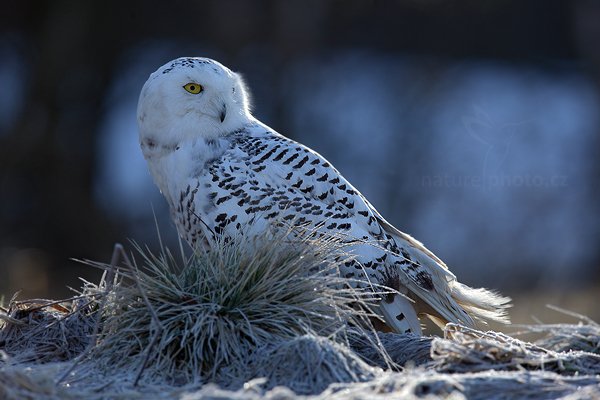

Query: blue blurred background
[[1, 0, 599, 325]]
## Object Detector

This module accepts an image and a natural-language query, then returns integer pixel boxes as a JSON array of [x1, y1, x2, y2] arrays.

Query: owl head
[[137, 57, 251, 155]]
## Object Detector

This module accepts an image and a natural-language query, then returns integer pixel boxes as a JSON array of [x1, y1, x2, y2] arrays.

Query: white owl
[[137, 57, 510, 335]]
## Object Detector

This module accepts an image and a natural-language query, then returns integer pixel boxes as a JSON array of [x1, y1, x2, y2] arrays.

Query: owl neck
[[145, 135, 231, 207]]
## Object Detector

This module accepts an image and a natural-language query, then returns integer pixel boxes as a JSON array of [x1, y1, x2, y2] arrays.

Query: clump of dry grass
[[231, 334, 380, 394], [349, 330, 433, 369], [82, 230, 381, 385], [520, 306, 600, 355], [0, 290, 99, 364], [433, 323, 600, 376]]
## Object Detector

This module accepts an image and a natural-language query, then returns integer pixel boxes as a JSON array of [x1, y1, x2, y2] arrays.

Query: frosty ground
[[1, 237, 599, 399]]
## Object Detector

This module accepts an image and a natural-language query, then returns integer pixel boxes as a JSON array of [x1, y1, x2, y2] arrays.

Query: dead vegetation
[[1, 233, 599, 399]]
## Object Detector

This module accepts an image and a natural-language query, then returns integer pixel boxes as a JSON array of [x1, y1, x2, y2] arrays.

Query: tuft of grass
[[85, 229, 380, 384], [0, 291, 99, 364], [432, 323, 600, 376], [521, 306, 600, 355]]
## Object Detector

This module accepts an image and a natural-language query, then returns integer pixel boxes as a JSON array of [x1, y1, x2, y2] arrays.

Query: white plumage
[[137, 57, 510, 335]]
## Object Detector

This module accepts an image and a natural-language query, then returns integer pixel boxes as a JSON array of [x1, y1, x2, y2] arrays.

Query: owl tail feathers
[[378, 294, 422, 335], [450, 282, 512, 326]]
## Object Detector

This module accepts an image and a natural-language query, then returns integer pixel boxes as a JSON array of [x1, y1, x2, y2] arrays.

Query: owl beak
[[219, 103, 227, 123]]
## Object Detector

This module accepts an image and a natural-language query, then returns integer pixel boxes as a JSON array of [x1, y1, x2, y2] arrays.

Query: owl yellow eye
[[183, 83, 203, 94]]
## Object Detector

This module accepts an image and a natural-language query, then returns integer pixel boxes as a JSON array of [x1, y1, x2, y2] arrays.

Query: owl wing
[[181, 123, 507, 332]]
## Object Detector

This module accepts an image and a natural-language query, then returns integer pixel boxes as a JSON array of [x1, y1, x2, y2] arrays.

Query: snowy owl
[[137, 57, 510, 335]]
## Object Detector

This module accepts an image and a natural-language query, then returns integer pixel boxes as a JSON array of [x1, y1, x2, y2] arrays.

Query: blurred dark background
[[1, 0, 599, 326]]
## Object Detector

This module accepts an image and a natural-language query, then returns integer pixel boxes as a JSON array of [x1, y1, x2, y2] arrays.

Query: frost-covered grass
[[1, 232, 599, 400], [84, 232, 381, 386]]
